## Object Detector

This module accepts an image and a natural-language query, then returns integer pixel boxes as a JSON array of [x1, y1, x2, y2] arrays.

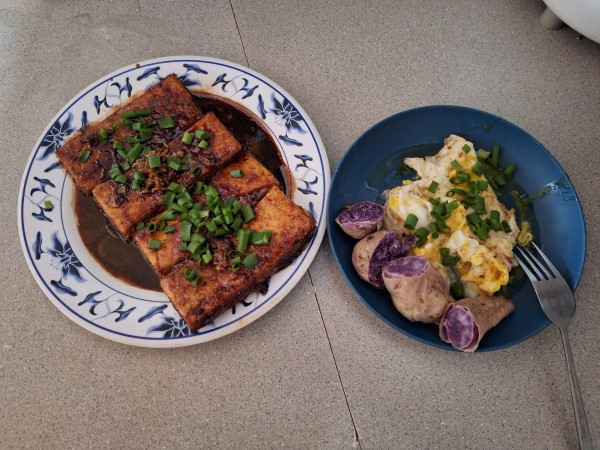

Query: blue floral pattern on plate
[[18, 57, 329, 348]]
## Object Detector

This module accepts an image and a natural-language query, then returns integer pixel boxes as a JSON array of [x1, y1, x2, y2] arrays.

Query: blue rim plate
[[327, 105, 585, 351], [18, 56, 329, 347]]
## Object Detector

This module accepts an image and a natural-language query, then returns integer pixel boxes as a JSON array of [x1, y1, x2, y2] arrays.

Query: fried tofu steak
[[56, 74, 202, 195], [92, 111, 242, 240], [160, 187, 316, 330], [134, 153, 280, 276]]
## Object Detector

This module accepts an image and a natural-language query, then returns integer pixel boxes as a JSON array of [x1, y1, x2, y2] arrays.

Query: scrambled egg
[[383, 135, 519, 298]]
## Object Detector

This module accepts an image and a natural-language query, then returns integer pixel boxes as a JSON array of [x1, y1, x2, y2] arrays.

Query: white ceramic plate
[[18, 56, 329, 347]]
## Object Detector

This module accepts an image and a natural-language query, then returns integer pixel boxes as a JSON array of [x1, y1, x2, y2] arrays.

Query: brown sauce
[[74, 93, 286, 291]]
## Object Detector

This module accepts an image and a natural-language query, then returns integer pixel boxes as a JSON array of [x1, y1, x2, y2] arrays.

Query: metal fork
[[514, 243, 593, 450]]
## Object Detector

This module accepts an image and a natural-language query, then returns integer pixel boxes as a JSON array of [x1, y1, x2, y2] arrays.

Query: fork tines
[[514, 243, 558, 282]]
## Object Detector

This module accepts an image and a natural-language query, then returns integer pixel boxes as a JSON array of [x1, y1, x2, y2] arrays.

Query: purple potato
[[382, 256, 451, 323], [439, 296, 515, 352], [352, 231, 414, 289], [336, 201, 385, 239]]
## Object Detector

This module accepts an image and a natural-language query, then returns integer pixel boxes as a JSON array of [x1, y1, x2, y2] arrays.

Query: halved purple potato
[[382, 256, 451, 323], [439, 296, 515, 352], [336, 201, 385, 239], [352, 231, 414, 289]]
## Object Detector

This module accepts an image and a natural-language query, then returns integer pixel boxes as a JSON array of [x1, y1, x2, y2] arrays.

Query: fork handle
[[559, 326, 593, 449]]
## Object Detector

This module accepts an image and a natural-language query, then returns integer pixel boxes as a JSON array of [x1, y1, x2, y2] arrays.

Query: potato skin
[[352, 231, 387, 284], [335, 201, 384, 239], [383, 256, 451, 323]]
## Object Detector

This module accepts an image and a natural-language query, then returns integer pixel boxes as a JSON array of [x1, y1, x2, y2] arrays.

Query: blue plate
[[327, 105, 586, 351]]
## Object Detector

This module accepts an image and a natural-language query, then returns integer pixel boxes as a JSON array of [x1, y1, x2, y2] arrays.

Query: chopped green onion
[[161, 209, 179, 220], [441, 255, 460, 266], [148, 239, 161, 250], [475, 197, 486, 215], [477, 149, 490, 161], [167, 156, 181, 170], [202, 251, 212, 265], [180, 221, 192, 241], [167, 182, 185, 193], [414, 228, 430, 239], [472, 162, 485, 176], [114, 174, 128, 184], [120, 109, 152, 119], [181, 132, 194, 145], [158, 116, 175, 129], [148, 154, 161, 168], [139, 128, 153, 141], [98, 128, 108, 144], [182, 266, 200, 285], [237, 229, 251, 253], [191, 166, 202, 175], [461, 144, 471, 153], [445, 201, 458, 213], [127, 143, 144, 162], [475, 225, 489, 240], [503, 163, 516, 178], [450, 160, 462, 170], [198, 140, 209, 149], [78, 150, 91, 163], [403, 213, 418, 230], [230, 169, 244, 178], [163, 225, 175, 234], [195, 130, 209, 140], [494, 174, 507, 187], [501, 220, 512, 233], [162, 191, 175, 205], [429, 222, 439, 239], [251, 230, 272, 245], [43, 200, 53, 210], [241, 204, 254, 223], [428, 181, 439, 193], [428, 197, 441, 206], [483, 124, 492, 132], [466, 212, 481, 226], [242, 253, 258, 269], [451, 281, 465, 298], [440, 247, 451, 257], [113, 140, 123, 150], [491, 145, 500, 168]]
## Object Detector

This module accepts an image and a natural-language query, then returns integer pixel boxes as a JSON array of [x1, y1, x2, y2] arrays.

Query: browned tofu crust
[[92, 183, 163, 239], [134, 220, 188, 276], [174, 111, 243, 187], [160, 187, 316, 330], [56, 74, 202, 195], [210, 152, 280, 204], [93, 112, 244, 240], [134, 153, 280, 276]]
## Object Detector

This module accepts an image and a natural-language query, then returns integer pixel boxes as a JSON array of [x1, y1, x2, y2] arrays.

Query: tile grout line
[[228, 0, 251, 68], [308, 269, 363, 449]]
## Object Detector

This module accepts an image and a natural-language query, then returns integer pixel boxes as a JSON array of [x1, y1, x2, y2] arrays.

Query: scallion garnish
[[241, 204, 254, 223], [181, 132, 194, 145], [43, 200, 53, 210], [230, 169, 244, 178], [461, 143, 471, 153], [404, 213, 418, 230], [242, 253, 258, 269], [148, 239, 161, 250], [428, 181, 438, 193], [121, 109, 152, 119], [78, 150, 91, 163], [148, 154, 161, 168], [491, 145, 500, 168], [158, 116, 175, 129], [198, 140, 209, 149], [441, 255, 460, 266]]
